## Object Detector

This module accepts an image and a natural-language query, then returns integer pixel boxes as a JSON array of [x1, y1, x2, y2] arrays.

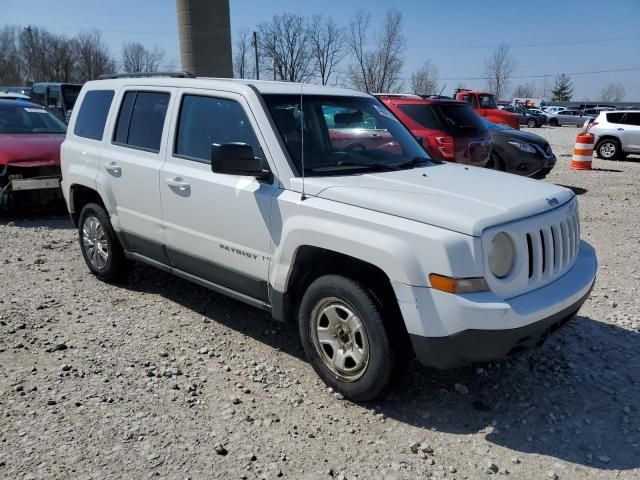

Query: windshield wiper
[[395, 156, 438, 168], [305, 160, 400, 173]]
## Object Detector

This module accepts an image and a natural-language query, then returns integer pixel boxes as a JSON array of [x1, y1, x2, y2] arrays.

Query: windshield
[[62, 85, 81, 110], [0, 103, 67, 134], [263, 94, 431, 176], [478, 94, 498, 109]]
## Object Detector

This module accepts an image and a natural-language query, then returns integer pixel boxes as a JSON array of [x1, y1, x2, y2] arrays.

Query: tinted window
[[113, 91, 169, 152], [622, 112, 640, 126], [606, 112, 625, 123], [74, 90, 114, 140], [435, 105, 486, 131], [62, 85, 81, 110], [175, 95, 261, 163], [478, 94, 496, 109], [398, 104, 442, 129]]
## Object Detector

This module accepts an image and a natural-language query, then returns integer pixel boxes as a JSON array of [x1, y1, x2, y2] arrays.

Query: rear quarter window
[[397, 104, 443, 130], [74, 90, 115, 140]]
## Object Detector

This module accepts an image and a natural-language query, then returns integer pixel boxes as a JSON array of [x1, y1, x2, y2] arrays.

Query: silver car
[[547, 109, 593, 127], [587, 110, 640, 160]]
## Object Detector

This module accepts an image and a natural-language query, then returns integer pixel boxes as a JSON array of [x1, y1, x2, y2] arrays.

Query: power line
[[436, 66, 640, 81], [407, 35, 640, 50]]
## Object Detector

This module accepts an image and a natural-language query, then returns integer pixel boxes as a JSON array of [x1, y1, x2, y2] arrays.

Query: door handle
[[104, 162, 121, 175], [165, 177, 191, 191], [369, 133, 381, 139], [617, 128, 624, 131]]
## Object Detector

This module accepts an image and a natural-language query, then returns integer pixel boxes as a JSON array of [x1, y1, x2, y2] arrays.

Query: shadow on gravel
[[375, 316, 640, 472], [556, 185, 587, 195], [0, 206, 73, 229], [119, 265, 640, 471]]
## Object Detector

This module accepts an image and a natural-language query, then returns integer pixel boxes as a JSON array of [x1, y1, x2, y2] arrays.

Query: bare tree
[[308, 15, 344, 85], [233, 29, 252, 79], [411, 60, 439, 96], [600, 82, 625, 102], [258, 13, 314, 82], [483, 43, 516, 101], [75, 31, 115, 81], [19, 26, 52, 82], [49, 35, 78, 82], [0, 26, 22, 84], [512, 82, 536, 98], [347, 9, 406, 93], [121, 41, 165, 73]]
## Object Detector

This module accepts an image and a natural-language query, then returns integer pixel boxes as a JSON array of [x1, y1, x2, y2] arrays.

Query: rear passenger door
[[97, 87, 175, 263], [618, 112, 640, 152], [159, 90, 277, 302]]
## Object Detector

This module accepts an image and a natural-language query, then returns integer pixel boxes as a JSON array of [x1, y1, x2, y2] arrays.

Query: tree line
[[1, 16, 627, 102], [0, 25, 169, 85]]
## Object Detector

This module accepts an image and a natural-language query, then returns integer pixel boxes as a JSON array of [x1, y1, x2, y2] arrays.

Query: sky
[[2, 0, 640, 100]]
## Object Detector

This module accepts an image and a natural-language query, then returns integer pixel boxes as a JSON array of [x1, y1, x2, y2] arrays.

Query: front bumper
[[394, 241, 597, 369], [409, 283, 592, 369]]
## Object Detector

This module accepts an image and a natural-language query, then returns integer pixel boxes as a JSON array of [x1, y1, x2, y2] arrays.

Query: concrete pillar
[[176, 0, 233, 78]]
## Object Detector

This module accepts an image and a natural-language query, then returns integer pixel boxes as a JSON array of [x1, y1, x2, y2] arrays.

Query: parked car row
[[1, 83, 82, 123]]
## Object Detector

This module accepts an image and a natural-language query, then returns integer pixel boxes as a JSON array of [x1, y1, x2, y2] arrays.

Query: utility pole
[[273, 33, 276, 81], [252, 31, 259, 80]]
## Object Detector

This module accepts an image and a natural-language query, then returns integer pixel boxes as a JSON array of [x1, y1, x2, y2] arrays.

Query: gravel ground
[[1, 126, 639, 480]]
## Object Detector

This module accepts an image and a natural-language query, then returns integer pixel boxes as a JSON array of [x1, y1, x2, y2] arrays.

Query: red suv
[[376, 94, 491, 166]]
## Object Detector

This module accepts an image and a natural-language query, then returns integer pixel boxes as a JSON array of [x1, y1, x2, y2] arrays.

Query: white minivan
[[61, 73, 597, 400]]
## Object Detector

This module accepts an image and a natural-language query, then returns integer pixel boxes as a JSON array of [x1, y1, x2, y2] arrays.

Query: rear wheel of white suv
[[596, 138, 622, 160], [78, 203, 130, 282], [298, 274, 397, 401]]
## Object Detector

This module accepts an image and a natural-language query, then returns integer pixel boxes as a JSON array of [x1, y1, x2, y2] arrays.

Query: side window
[[113, 91, 170, 153], [397, 104, 442, 129], [324, 106, 377, 129], [73, 90, 115, 141], [175, 95, 262, 163], [624, 113, 640, 126], [606, 112, 625, 124], [47, 88, 61, 108]]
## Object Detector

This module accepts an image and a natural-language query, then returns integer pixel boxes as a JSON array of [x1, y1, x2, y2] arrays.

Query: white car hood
[[291, 163, 574, 236]]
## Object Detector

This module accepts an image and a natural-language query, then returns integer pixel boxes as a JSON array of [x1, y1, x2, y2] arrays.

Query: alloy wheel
[[82, 216, 109, 270]]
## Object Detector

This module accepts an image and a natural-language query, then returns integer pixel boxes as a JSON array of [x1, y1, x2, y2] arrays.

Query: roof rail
[[372, 93, 422, 99], [97, 71, 196, 80]]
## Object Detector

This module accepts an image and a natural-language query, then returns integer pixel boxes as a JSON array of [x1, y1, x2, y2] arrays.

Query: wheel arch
[[271, 245, 402, 327], [69, 184, 106, 226]]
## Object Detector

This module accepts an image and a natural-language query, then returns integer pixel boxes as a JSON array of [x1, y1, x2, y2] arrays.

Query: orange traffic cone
[[570, 133, 594, 170]]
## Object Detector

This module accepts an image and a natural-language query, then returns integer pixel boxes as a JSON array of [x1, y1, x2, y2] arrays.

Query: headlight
[[488, 232, 515, 279], [508, 140, 536, 154]]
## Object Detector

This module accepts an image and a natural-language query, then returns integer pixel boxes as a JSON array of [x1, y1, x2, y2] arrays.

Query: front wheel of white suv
[[298, 275, 399, 401]]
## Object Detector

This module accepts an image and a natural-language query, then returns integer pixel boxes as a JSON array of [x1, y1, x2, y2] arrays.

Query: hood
[[0, 133, 64, 167], [291, 163, 573, 236], [491, 128, 548, 145]]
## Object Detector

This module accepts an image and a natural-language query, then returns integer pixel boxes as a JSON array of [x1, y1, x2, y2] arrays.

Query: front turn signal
[[429, 274, 489, 294]]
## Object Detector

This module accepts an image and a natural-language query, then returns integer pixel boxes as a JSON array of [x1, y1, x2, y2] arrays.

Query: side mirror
[[211, 143, 271, 180]]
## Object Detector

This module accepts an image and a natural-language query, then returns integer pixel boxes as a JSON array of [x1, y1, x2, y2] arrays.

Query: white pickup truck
[[60, 74, 597, 400]]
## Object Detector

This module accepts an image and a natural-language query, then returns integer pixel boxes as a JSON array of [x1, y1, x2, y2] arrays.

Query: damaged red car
[[0, 99, 66, 209]]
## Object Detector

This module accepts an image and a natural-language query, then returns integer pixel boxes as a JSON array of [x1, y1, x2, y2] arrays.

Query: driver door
[[159, 89, 277, 302]]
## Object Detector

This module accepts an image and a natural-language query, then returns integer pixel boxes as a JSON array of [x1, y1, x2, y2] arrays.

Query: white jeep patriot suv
[[61, 73, 597, 400]]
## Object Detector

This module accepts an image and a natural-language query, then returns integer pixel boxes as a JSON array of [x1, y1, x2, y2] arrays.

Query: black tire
[[596, 138, 622, 161], [78, 202, 130, 282], [298, 274, 399, 401], [549, 118, 559, 127], [527, 118, 537, 128]]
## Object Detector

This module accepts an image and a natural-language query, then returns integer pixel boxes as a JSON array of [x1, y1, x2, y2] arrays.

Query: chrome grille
[[525, 209, 580, 283], [481, 198, 581, 299]]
